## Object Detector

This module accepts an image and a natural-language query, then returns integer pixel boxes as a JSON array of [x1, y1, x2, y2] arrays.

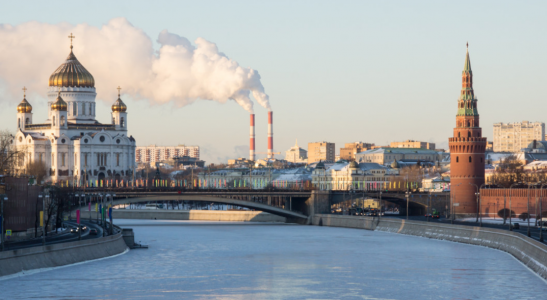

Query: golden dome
[[17, 90, 32, 113], [51, 91, 67, 111], [48, 48, 95, 88], [112, 86, 127, 112]]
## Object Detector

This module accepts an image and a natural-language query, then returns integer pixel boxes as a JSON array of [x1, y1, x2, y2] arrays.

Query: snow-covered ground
[[1, 220, 546, 299]]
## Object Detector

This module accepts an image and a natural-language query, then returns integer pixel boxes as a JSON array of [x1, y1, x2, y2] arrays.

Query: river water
[[1, 219, 546, 300]]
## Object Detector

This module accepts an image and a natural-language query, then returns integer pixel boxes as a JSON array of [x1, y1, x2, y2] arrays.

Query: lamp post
[[526, 183, 538, 237], [1, 194, 7, 251], [43, 194, 49, 245], [405, 191, 411, 220], [379, 190, 383, 221], [509, 183, 520, 231], [450, 183, 462, 224], [75, 192, 81, 240], [427, 191, 431, 222], [470, 183, 486, 227], [540, 184, 547, 242]]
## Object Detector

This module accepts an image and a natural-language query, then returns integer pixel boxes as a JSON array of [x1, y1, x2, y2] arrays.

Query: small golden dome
[[112, 86, 127, 112], [17, 98, 32, 113], [51, 91, 67, 111], [48, 49, 95, 88], [112, 98, 127, 112]]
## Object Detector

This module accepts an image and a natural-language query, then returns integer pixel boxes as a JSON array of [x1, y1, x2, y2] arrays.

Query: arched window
[[469, 156, 472, 163], [25, 118, 29, 125], [468, 131, 471, 138], [458, 132, 460, 138], [121, 117, 125, 128], [82, 103, 86, 115], [112, 117, 115, 125], [18, 118, 20, 128], [456, 156, 459, 163], [73, 102, 77, 115], [53, 116, 56, 126], [60, 116, 65, 126]]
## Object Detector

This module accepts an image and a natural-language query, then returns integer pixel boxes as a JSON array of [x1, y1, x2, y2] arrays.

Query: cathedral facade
[[13, 37, 136, 184]]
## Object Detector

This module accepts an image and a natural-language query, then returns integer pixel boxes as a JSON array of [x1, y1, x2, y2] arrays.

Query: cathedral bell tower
[[111, 86, 128, 131], [448, 44, 487, 218], [17, 87, 33, 130], [51, 90, 68, 130]]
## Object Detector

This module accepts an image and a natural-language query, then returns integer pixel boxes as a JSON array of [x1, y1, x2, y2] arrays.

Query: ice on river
[[1, 219, 546, 300]]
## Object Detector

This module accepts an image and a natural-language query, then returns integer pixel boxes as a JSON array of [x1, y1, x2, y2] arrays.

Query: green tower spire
[[463, 42, 472, 73]]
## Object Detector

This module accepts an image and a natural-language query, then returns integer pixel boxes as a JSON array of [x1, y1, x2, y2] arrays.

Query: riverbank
[[0, 231, 128, 278], [313, 214, 547, 280]]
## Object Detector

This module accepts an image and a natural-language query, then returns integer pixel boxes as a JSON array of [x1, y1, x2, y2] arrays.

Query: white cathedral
[[13, 36, 136, 184]]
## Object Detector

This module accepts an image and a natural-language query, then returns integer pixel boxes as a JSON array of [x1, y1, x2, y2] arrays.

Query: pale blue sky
[[1, 1, 546, 163]]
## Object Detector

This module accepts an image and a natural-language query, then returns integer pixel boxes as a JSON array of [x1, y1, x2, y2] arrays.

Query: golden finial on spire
[[117, 86, 122, 97], [68, 33, 75, 50], [466, 42, 468, 48], [22, 86, 27, 98]]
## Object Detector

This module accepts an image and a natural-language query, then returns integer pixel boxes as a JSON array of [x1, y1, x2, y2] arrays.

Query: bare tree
[[26, 161, 48, 184], [0, 130, 25, 175], [489, 155, 525, 187]]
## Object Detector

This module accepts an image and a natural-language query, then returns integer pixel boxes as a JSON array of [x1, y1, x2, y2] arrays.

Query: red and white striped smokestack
[[250, 114, 255, 161], [267, 111, 273, 158]]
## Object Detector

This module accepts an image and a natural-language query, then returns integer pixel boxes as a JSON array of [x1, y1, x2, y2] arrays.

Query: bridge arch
[[110, 195, 308, 220]]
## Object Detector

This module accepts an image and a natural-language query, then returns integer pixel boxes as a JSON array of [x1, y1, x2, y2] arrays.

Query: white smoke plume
[[0, 18, 271, 113]]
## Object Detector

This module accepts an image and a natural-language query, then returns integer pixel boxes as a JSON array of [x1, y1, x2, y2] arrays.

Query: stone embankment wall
[[113, 209, 286, 222], [0, 232, 128, 278], [313, 214, 547, 280]]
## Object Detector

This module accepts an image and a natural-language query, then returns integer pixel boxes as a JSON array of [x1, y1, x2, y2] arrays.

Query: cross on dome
[[68, 33, 75, 50], [22, 86, 27, 98], [117, 86, 122, 97]]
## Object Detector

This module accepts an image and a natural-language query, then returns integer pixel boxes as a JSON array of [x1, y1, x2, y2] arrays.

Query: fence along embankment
[[312, 214, 547, 280]]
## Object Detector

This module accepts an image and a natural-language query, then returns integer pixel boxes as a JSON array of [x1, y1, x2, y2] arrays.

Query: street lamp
[[470, 183, 486, 227], [526, 183, 539, 237], [427, 191, 431, 222], [1, 194, 7, 251], [75, 193, 81, 241], [42, 194, 49, 245], [509, 183, 520, 231], [539, 184, 547, 242], [405, 191, 411, 220], [450, 183, 462, 224]]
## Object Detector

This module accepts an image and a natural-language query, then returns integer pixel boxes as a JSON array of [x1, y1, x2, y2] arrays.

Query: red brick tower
[[448, 44, 487, 218]]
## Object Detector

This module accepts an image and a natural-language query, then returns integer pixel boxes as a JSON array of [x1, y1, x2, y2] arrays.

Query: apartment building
[[493, 121, 545, 152], [308, 142, 335, 164], [390, 140, 435, 150], [135, 144, 200, 165]]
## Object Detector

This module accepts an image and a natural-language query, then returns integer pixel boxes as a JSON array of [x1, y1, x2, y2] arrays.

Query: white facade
[[136, 144, 200, 166], [493, 121, 545, 152], [285, 140, 307, 163], [13, 43, 136, 183]]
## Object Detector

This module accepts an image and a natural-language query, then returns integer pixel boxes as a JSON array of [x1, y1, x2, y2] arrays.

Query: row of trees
[[487, 155, 547, 187]]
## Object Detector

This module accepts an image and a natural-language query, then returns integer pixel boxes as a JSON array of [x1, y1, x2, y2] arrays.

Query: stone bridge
[[66, 189, 449, 221]]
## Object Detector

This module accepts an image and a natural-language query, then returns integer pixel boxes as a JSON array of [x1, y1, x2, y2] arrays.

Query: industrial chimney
[[267, 111, 273, 158], [250, 114, 255, 161]]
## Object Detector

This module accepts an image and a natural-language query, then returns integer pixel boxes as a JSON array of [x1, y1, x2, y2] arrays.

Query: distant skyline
[[1, 1, 546, 163]]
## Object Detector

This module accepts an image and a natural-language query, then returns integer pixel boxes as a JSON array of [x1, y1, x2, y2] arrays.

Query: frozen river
[[1, 219, 546, 300]]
